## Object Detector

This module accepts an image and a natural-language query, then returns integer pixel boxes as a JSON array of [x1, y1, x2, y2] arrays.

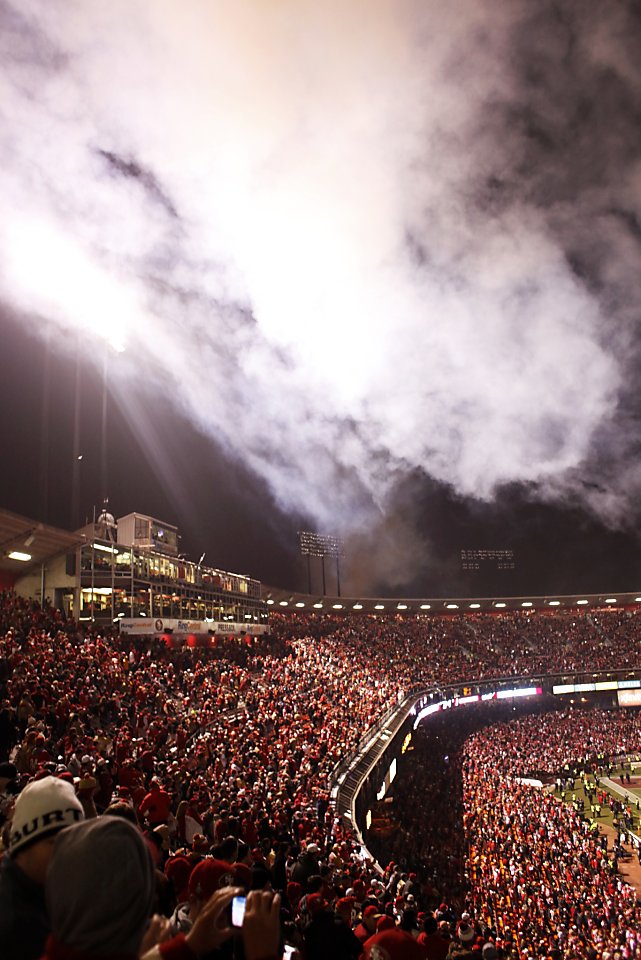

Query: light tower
[[298, 531, 345, 596]]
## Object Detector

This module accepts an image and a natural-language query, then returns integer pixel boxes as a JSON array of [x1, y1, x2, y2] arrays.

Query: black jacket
[[0, 855, 50, 960]]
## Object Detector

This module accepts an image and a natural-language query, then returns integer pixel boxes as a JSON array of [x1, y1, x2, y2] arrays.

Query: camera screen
[[232, 896, 247, 927]]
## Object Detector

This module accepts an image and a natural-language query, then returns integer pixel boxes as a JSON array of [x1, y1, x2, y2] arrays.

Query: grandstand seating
[[3, 591, 641, 960]]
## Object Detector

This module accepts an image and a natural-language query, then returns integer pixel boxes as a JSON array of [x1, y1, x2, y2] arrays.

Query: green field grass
[[553, 768, 641, 835]]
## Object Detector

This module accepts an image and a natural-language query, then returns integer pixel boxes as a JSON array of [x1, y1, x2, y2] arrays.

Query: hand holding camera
[[242, 890, 282, 960], [183, 887, 282, 960], [185, 886, 243, 956]]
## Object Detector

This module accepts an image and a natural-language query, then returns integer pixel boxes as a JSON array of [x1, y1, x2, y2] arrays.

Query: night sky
[[1, 1, 641, 598]]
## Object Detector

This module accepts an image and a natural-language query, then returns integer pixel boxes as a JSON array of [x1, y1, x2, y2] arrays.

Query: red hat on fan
[[306, 893, 329, 916], [287, 881, 303, 905], [165, 856, 193, 902], [336, 897, 356, 914], [364, 905, 383, 919], [364, 929, 427, 960], [188, 859, 235, 901]]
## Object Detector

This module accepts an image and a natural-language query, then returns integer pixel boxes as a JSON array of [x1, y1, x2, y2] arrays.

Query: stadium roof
[[0, 508, 85, 575]]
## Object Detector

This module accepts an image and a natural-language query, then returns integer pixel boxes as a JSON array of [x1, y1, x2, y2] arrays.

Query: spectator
[[139, 779, 173, 829], [43, 817, 156, 958], [417, 915, 450, 960], [363, 927, 428, 960], [354, 905, 384, 942], [0, 776, 84, 960]]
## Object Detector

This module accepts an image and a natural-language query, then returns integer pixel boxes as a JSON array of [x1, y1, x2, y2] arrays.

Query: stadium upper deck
[[0, 507, 265, 633], [4, 504, 641, 643]]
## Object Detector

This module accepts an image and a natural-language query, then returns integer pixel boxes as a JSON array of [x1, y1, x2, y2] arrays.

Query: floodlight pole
[[71, 339, 82, 529], [90, 505, 96, 624], [298, 531, 344, 597]]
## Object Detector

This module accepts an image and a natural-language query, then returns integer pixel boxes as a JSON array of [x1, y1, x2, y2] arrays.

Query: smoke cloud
[[1, 0, 640, 576]]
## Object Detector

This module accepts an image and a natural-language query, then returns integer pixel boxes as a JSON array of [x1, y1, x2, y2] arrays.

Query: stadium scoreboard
[[461, 548, 515, 571]]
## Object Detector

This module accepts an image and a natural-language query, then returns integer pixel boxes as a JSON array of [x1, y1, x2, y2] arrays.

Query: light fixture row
[[265, 597, 639, 610]]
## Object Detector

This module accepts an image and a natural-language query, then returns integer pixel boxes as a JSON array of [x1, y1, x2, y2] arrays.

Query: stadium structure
[[0, 506, 266, 642], [4, 502, 641, 902], [3, 505, 641, 631], [4, 503, 641, 837]]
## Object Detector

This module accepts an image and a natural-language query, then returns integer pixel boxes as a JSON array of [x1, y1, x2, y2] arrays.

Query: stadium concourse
[[3, 594, 641, 959]]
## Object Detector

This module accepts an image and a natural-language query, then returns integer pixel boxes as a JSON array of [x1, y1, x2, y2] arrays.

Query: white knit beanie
[[10, 776, 84, 856]]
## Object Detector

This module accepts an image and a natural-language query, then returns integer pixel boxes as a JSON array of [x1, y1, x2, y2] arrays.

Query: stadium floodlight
[[446, 603, 458, 609], [521, 601, 533, 607], [548, 600, 560, 606], [495, 602, 507, 608], [605, 598, 617, 604], [298, 530, 345, 596], [295, 601, 305, 608], [353, 603, 363, 609], [420, 604, 431, 610], [313, 601, 323, 609], [469, 603, 481, 609], [7, 550, 31, 562], [266, 599, 274, 605], [333, 603, 343, 609], [397, 603, 408, 610], [635, 598, 641, 603], [374, 603, 385, 610], [577, 599, 589, 605], [7, 220, 130, 353], [279, 600, 288, 606]]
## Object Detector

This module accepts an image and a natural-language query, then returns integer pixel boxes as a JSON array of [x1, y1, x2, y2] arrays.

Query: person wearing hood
[[0, 775, 84, 960], [41, 815, 283, 960]]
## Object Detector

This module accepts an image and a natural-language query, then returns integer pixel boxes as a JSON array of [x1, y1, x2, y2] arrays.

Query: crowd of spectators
[[268, 607, 641, 688], [3, 591, 641, 960], [463, 709, 641, 960], [369, 702, 641, 960]]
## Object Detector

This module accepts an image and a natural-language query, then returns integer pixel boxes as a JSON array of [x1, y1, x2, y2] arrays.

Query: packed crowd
[[372, 703, 641, 960], [463, 709, 641, 960], [472, 707, 641, 780], [3, 590, 641, 960], [268, 607, 641, 687]]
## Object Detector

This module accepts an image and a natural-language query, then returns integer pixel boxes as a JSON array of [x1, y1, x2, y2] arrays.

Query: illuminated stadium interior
[[4, 507, 641, 958]]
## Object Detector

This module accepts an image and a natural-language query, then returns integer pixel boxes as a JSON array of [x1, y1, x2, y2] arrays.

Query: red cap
[[306, 893, 329, 915], [364, 929, 428, 960], [336, 897, 356, 912], [164, 856, 193, 901], [287, 881, 303, 903], [188, 859, 236, 901], [364, 905, 383, 919]]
